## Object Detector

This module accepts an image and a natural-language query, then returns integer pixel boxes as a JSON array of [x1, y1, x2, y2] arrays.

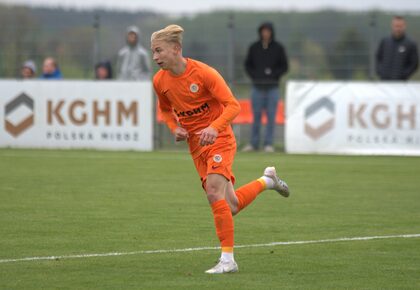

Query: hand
[[174, 127, 189, 142], [196, 127, 218, 146]]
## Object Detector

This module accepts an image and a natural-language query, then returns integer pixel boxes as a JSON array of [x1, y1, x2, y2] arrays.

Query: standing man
[[376, 16, 418, 80], [243, 22, 288, 153], [116, 25, 151, 80], [152, 24, 290, 274]]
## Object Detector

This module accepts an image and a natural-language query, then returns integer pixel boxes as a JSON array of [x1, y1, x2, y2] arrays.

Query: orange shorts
[[192, 136, 236, 189]]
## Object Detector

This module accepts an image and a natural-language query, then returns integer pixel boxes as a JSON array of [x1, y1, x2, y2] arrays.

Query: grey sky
[[1, 0, 420, 14]]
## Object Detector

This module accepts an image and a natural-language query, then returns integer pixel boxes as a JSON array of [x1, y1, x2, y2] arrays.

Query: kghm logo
[[5, 93, 34, 137], [304, 97, 335, 140]]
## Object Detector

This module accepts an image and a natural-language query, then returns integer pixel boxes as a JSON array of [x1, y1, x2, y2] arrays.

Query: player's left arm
[[207, 68, 241, 132], [197, 67, 241, 146]]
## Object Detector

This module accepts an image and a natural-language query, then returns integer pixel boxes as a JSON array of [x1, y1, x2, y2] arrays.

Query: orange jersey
[[153, 58, 241, 157]]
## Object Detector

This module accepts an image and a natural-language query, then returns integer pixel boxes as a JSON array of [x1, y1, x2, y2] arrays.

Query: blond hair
[[151, 24, 184, 45]]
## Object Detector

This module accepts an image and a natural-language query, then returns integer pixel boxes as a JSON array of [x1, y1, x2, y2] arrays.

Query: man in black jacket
[[243, 22, 288, 152], [376, 16, 418, 80]]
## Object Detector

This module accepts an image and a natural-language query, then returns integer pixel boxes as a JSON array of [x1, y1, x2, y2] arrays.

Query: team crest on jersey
[[213, 154, 223, 163], [190, 83, 199, 93]]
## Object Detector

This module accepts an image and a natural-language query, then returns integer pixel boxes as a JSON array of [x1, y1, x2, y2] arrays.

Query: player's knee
[[206, 184, 224, 203], [206, 190, 223, 204]]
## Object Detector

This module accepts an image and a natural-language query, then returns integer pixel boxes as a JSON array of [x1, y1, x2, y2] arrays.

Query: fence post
[[93, 12, 101, 70], [369, 12, 377, 80], [227, 12, 235, 88]]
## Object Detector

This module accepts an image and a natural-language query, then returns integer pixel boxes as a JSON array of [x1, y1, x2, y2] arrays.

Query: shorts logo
[[190, 83, 199, 93], [5, 92, 34, 137], [213, 154, 222, 163]]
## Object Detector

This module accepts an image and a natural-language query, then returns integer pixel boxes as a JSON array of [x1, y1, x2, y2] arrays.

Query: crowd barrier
[[0, 80, 153, 151], [3, 80, 418, 156], [286, 81, 420, 156]]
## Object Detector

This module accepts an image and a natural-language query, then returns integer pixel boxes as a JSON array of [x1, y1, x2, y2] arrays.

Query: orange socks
[[210, 180, 266, 255], [211, 199, 234, 249], [235, 179, 266, 212]]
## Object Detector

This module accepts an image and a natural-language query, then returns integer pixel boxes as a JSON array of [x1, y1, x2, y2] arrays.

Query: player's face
[[151, 40, 179, 70]]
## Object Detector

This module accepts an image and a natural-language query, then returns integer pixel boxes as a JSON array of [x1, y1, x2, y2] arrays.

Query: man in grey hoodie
[[116, 26, 151, 80]]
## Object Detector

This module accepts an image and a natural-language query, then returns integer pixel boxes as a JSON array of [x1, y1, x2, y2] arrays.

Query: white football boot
[[205, 259, 238, 274], [264, 166, 290, 197]]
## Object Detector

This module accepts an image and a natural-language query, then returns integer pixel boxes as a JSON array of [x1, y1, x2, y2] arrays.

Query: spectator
[[41, 57, 62, 79], [243, 22, 288, 153], [376, 16, 418, 80], [95, 60, 113, 80], [21, 60, 36, 79], [116, 25, 151, 80]]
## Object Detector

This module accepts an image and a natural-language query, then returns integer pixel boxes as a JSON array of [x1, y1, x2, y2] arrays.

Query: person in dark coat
[[243, 22, 288, 152], [376, 16, 418, 80]]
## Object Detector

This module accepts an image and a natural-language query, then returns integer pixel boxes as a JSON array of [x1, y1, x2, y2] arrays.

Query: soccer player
[[151, 24, 290, 274]]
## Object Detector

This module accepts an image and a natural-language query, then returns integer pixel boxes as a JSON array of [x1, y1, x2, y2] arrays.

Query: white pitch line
[[1, 233, 419, 264]]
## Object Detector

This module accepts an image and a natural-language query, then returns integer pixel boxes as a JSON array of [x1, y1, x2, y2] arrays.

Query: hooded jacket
[[245, 22, 288, 89], [376, 34, 418, 80], [116, 26, 151, 80]]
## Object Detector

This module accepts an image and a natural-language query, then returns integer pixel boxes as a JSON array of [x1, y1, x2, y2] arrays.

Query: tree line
[[0, 4, 419, 82]]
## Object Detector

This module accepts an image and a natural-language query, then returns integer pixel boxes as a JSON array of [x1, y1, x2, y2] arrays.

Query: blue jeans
[[250, 86, 280, 149]]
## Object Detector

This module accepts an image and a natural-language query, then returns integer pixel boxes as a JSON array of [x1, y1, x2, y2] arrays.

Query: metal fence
[[1, 7, 419, 150]]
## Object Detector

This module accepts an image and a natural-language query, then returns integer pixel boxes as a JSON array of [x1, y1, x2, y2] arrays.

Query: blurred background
[[1, 0, 419, 148]]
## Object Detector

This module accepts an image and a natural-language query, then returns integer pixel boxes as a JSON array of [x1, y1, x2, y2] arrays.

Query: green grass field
[[1, 149, 419, 289]]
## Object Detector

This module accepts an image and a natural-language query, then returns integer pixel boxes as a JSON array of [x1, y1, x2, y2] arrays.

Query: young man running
[[151, 24, 290, 274]]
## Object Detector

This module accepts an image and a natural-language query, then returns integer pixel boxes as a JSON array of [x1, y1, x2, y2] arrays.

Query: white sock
[[260, 176, 275, 189], [221, 251, 234, 262]]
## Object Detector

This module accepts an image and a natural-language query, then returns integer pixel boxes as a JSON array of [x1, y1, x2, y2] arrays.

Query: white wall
[[286, 81, 420, 156], [0, 80, 153, 151]]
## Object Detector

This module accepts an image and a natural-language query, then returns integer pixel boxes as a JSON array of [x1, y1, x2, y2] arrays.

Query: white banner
[[286, 81, 420, 155], [0, 80, 153, 151]]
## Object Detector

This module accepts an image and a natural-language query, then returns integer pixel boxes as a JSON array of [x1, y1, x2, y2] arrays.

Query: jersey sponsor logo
[[190, 83, 199, 93], [213, 154, 223, 163], [174, 102, 210, 118]]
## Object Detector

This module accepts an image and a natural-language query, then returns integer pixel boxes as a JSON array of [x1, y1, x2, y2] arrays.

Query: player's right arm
[[153, 78, 188, 141]]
